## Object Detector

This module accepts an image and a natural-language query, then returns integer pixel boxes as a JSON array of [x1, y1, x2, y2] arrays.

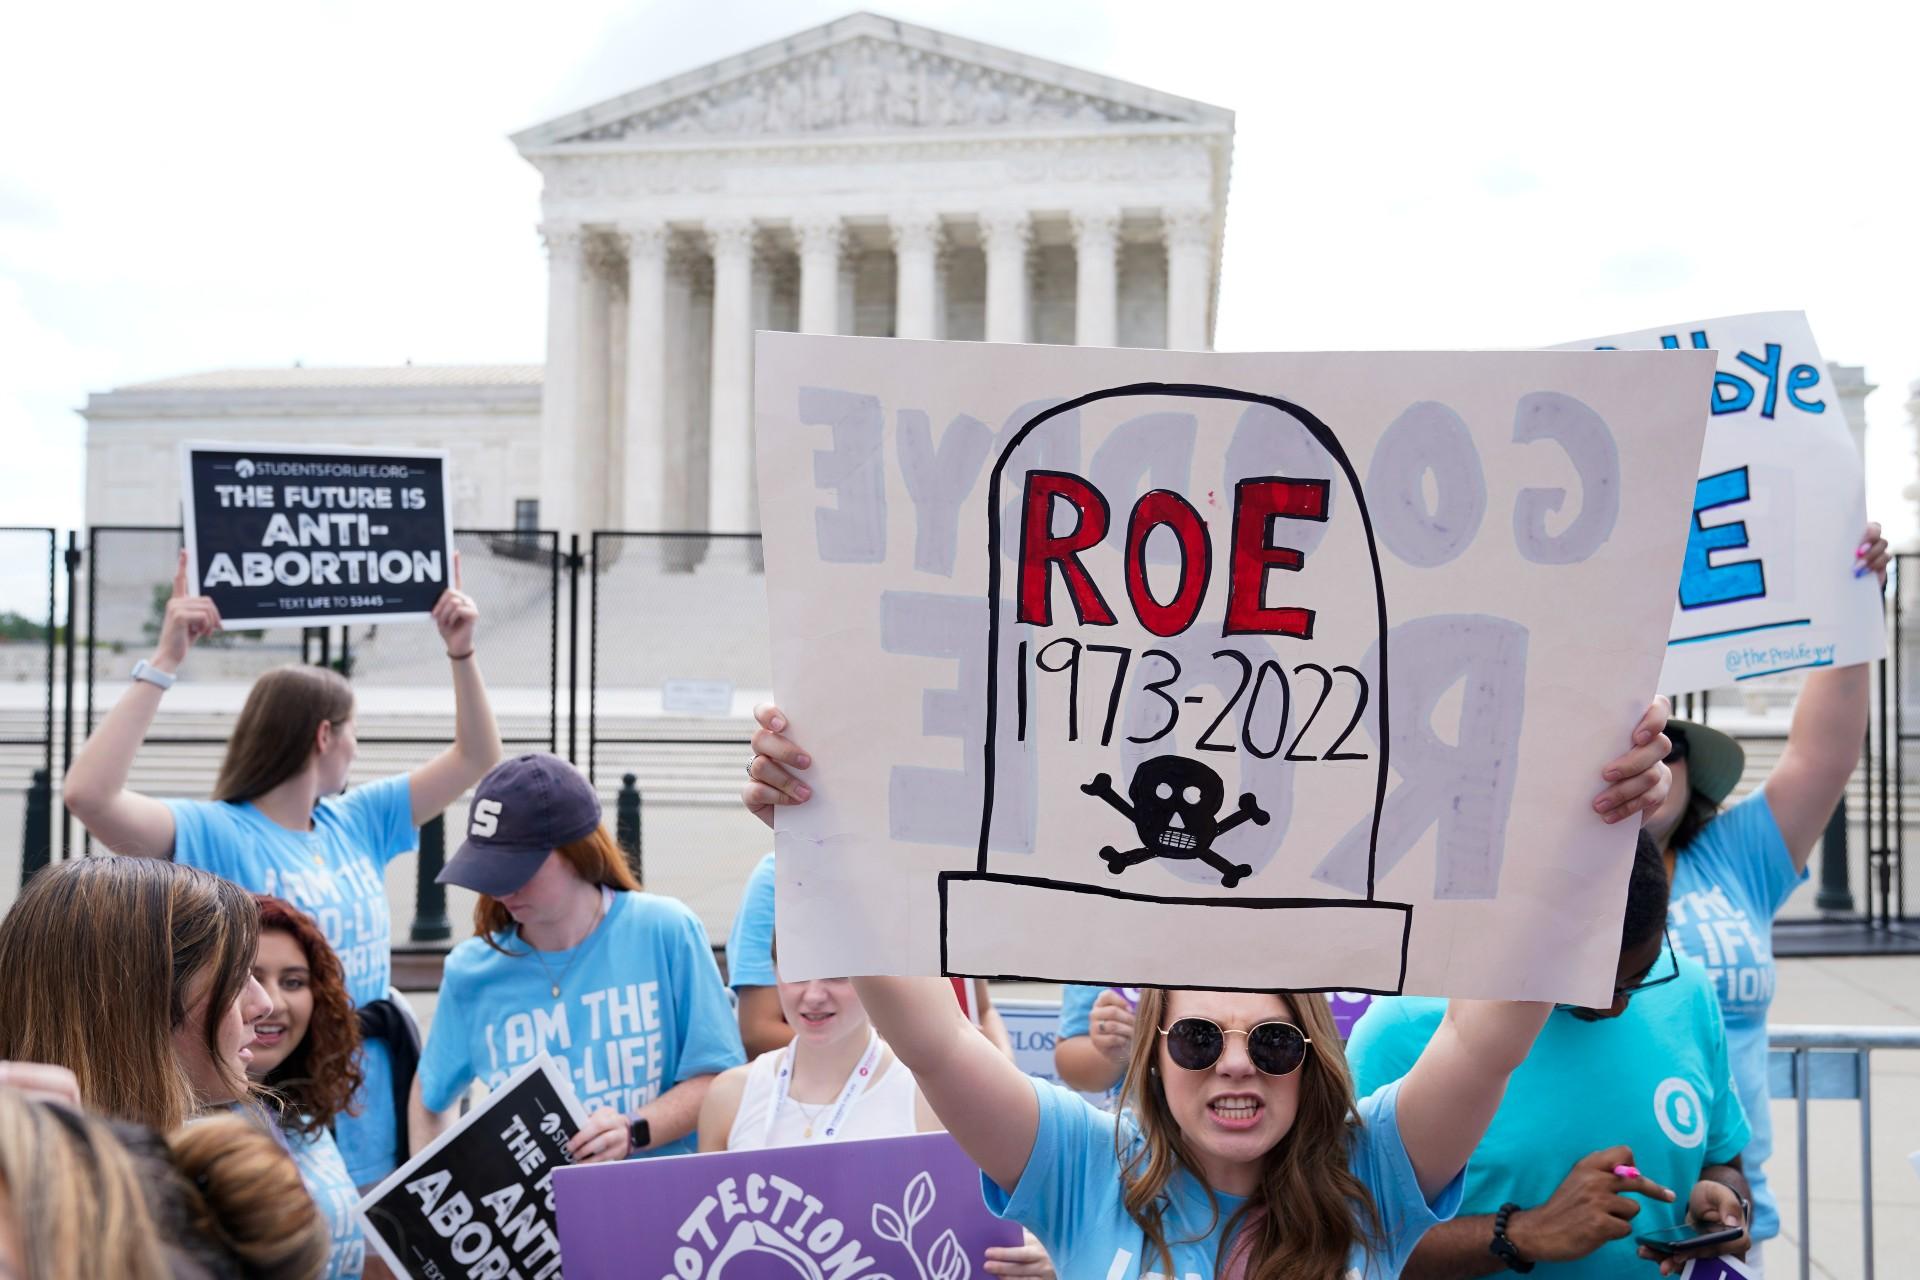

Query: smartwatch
[[1489, 1203, 1534, 1273], [130, 660, 176, 691], [627, 1116, 651, 1153]]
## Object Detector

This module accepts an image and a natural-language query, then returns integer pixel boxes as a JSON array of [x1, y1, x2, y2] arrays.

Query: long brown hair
[[1118, 988, 1383, 1280], [0, 1091, 170, 1280], [476, 824, 642, 954], [0, 856, 261, 1131], [117, 1112, 331, 1280], [213, 664, 354, 802], [255, 895, 363, 1137]]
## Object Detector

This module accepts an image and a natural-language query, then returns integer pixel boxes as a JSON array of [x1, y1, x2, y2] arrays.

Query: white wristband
[[130, 660, 176, 690]]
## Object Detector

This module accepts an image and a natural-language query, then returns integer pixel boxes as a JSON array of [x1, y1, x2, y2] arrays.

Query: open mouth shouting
[[1206, 1092, 1265, 1131]]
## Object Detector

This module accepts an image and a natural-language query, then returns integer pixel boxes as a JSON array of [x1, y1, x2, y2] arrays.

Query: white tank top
[[726, 1038, 921, 1150]]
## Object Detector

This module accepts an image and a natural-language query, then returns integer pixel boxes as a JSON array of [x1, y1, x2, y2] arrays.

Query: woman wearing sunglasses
[[743, 699, 1672, 1278]]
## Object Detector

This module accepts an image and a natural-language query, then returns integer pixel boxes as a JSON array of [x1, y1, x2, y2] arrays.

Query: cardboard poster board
[[553, 1131, 1020, 1280], [180, 441, 453, 627], [1557, 311, 1882, 694], [755, 335, 1712, 1006], [358, 1055, 586, 1280]]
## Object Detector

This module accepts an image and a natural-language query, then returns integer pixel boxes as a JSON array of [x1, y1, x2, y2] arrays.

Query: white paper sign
[[1557, 311, 1882, 693], [756, 335, 1711, 1005]]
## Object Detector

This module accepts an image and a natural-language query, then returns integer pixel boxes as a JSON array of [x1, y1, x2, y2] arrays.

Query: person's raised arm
[[1763, 523, 1887, 867], [1396, 698, 1672, 1199], [62, 551, 214, 857], [408, 555, 503, 826], [745, 703, 1040, 1191]]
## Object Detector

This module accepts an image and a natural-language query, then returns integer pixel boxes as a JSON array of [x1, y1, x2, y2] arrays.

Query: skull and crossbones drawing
[[1080, 756, 1271, 888]]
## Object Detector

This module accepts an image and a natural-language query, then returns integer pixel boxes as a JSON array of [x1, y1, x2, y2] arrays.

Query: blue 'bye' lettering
[[1658, 330, 1825, 418]]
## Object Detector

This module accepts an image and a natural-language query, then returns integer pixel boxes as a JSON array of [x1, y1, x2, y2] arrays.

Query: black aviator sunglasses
[[1158, 1017, 1314, 1077]]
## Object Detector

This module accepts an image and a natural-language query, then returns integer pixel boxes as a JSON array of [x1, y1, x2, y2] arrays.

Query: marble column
[[1163, 205, 1214, 351], [620, 221, 669, 530], [1072, 207, 1121, 348], [537, 222, 584, 535], [706, 217, 757, 533], [980, 209, 1032, 344], [579, 237, 617, 531], [891, 212, 942, 341], [795, 215, 843, 335]]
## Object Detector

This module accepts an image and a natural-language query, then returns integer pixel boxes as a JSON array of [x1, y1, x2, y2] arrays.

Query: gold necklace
[[790, 1097, 831, 1139], [521, 892, 605, 998]]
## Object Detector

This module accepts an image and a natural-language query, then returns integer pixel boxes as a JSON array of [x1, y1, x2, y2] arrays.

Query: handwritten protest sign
[[553, 1131, 1019, 1280], [756, 335, 1712, 1005], [180, 441, 452, 627], [359, 1055, 585, 1280], [1557, 311, 1881, 694]]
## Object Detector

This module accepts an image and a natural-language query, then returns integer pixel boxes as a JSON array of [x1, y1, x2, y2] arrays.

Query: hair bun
[[166, 1115, 329, 1280]]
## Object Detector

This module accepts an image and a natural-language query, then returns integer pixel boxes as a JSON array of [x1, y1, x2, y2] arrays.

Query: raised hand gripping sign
[[756, 336, 1712, 1005], [1558, 311, 1882, 693]]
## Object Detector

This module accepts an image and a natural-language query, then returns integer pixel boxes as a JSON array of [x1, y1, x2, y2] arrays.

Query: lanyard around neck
[[765, 1030, 881, 1146]]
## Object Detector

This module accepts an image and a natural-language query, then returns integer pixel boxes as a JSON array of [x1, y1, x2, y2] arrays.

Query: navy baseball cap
[[438, 754, 603, 897]]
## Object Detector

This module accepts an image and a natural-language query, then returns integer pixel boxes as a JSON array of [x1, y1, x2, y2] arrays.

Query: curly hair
[[254, 895, 363, 1137]]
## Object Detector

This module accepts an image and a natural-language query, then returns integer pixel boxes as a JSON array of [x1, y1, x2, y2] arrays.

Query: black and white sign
[[180, 441, 454, 627], [358, 1055, 586, 1280]]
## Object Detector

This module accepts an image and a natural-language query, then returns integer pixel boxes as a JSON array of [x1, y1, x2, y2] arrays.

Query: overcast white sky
[[4, 0, 1916, 610]]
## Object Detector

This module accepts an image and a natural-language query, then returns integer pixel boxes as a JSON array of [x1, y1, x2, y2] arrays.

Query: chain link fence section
[[587, 532, 772, 934]]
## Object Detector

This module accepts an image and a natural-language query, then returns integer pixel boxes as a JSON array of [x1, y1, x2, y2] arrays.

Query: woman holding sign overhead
[[1645, 520, 1888, 1267], [743, 699, 1674, 1279], [62, 549, 502, 1189]]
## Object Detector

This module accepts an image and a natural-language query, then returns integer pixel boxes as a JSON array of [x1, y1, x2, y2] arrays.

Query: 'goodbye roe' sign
[[756, 336, 1711, 1005], [180, 441, 453, 627], [1559, 311, 1882, 693]]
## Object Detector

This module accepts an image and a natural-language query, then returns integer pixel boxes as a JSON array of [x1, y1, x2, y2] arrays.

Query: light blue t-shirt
[[985, 1074, 1460, 1278], [419, 889, 745, 1157], [286, 1126, 364, 1280], [1058, 984, 1104, 1040], [1669, 787, 1805, 1243], [725, 850, 777, 989], [1348, 960, 1751, 1280], [168, 773, 416, 1186]]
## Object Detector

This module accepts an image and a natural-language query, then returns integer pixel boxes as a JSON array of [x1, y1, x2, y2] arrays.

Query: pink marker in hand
[[1613, 1164, 1640, 1179]]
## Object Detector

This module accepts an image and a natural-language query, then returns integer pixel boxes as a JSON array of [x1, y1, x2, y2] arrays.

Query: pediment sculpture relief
[[562, 36, 1180, 142]]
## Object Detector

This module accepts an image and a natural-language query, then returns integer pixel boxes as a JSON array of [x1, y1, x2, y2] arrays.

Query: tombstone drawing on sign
[[940, 384, 1412, 993]]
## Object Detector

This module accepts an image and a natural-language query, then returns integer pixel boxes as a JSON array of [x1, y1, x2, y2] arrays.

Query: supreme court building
[[82, 13, 1235, 538]]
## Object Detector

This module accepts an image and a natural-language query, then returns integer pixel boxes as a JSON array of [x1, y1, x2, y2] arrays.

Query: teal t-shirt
[[725, 850, 777, 989], [419, 889, 745, 1157], [1347, 961, 1751, 1279], [168, 773, 416, 1186], [286, 1126, 365, 1279], [983, 1074, 1461, 1278], [1669, 787, 1804, 1243]]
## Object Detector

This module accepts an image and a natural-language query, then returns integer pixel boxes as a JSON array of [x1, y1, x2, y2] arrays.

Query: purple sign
[[1679, 1258, 1756, 1279], [554, 1132, 1021, 1280], [1329, 991, 1373, 1038]]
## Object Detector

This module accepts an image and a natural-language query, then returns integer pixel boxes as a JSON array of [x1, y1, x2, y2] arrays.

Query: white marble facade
[[515, 11, 1235, 537]]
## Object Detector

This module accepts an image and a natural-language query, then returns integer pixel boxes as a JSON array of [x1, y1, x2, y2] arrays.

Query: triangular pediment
[[513, 11, 1231, 149]]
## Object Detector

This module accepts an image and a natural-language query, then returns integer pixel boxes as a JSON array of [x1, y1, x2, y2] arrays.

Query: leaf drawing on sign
[[875, 1169, 967, 1280], [1081, 756, 1269, 888], [903, 1171, 935, 1226], [928, 1229, 969, 1280], [871, 1202, 908, 1246]]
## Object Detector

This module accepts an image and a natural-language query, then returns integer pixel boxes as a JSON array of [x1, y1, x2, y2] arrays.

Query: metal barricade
[[1768, 1023, 1917, 1280]]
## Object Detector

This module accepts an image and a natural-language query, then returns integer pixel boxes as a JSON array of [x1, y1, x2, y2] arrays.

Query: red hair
[[254, 896, 362, 1136]]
